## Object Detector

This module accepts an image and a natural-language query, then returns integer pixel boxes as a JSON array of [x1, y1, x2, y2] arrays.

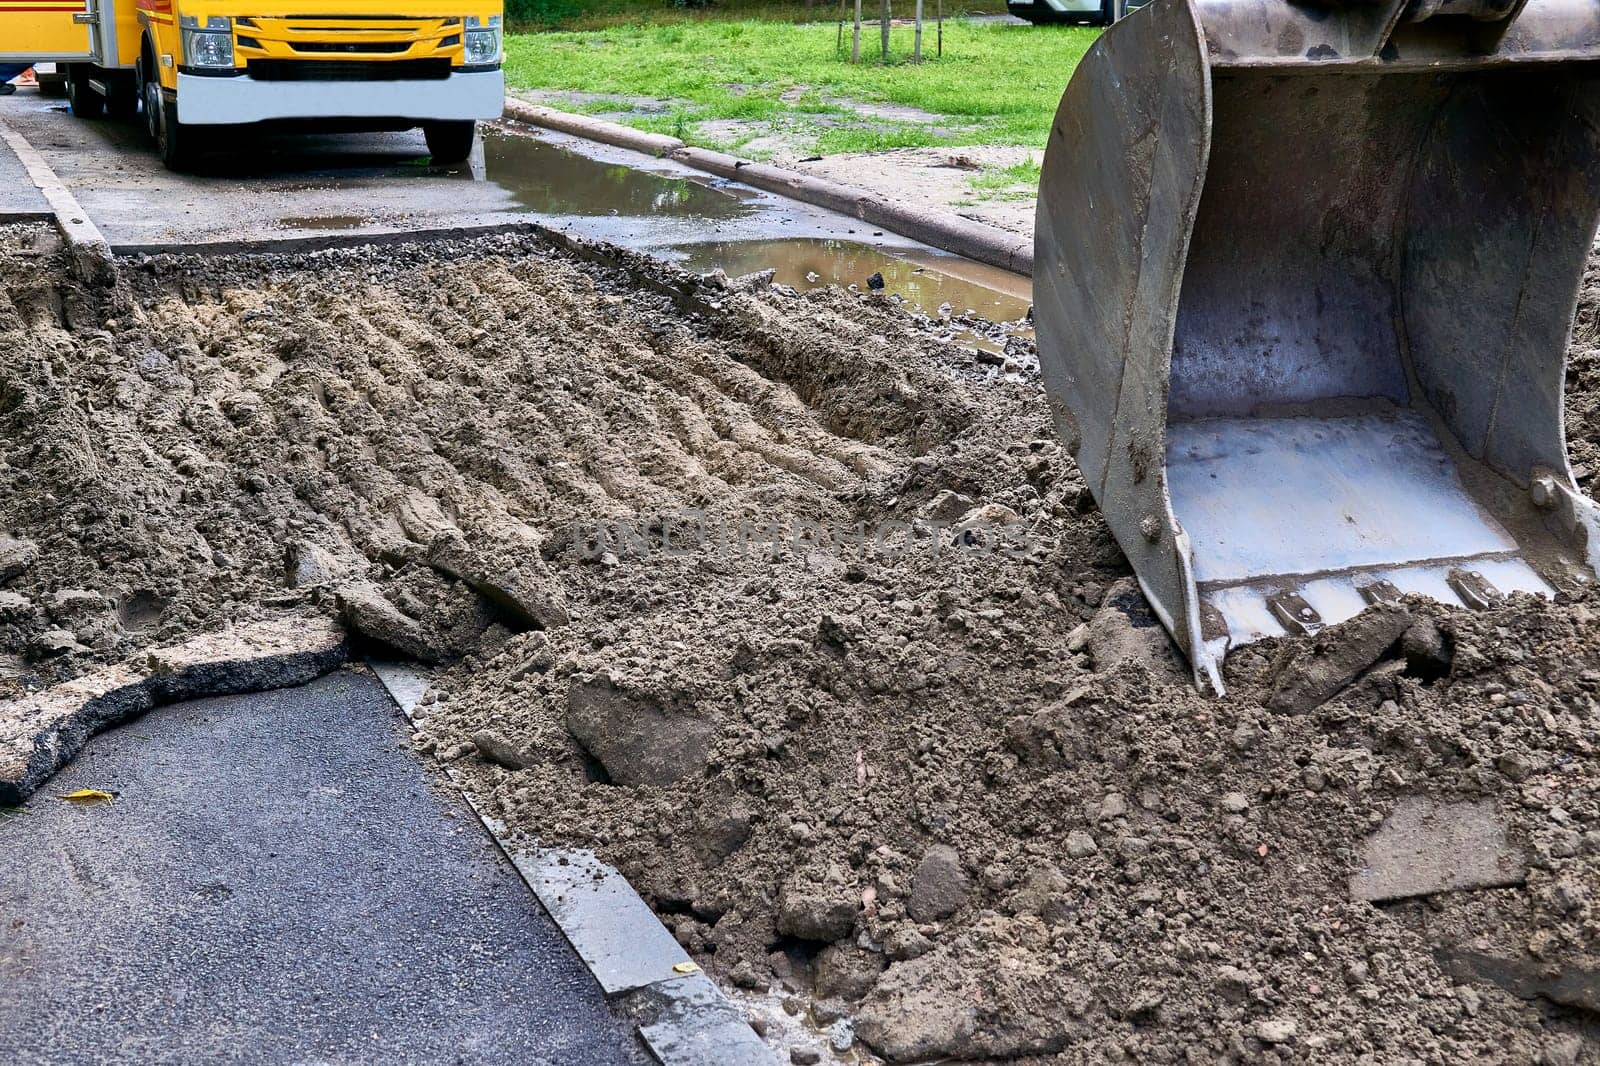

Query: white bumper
[[175, 68, 503, 125]]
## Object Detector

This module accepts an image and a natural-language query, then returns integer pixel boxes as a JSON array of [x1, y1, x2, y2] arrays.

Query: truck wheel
[[65, 65, 104, 119], [423, 120, 476, 165], [156, 95, 196, 172]]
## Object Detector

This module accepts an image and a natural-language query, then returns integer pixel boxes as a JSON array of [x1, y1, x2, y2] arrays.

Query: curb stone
[[502, 97, 1035, 277], [0, 118, 114, 281], [368, 659, 775, 1066], [0, 615, 349, 805]]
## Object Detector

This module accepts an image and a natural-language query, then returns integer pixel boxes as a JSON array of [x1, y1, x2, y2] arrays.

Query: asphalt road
[[0, 88, 893, 254], [0, 668, 649, 1065]]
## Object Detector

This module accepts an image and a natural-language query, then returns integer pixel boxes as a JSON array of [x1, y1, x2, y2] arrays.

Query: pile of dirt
[[2, 221, 1598, 1063]]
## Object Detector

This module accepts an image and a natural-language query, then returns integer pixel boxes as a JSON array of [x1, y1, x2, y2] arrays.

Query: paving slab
[[1350, 795, 1527, 903], [0, 668, 648, 1065]]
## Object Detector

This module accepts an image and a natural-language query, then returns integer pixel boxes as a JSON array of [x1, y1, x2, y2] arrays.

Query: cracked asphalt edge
[[0, 615, 350, 806], [368, 658, 777, 1066]]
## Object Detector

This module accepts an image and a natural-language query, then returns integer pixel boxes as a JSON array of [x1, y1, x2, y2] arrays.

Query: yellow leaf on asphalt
[[60, 789, 114, 805]]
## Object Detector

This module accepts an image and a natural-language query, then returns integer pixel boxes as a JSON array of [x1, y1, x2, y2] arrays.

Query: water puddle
[[670, 237, 1032, 322], [481, 127, 756, 220]]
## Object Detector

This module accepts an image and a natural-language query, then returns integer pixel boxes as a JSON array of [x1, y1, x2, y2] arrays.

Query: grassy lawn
[[502, 20, 1097, 157], [510, 0, 1010, 32]]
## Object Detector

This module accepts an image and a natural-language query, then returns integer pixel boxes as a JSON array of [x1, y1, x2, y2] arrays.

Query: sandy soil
[[2, 222, 1597, 1063]]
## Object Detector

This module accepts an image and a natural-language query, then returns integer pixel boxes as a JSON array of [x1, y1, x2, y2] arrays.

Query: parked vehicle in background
[[1005, 0, 1148, 26], [0, 0, 504, 170]]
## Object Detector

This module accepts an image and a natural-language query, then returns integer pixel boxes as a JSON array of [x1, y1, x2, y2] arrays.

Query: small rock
[[1099, 792, 1128, 820], [28, 628, 83, 659], [1267, 607, 1412, 713], [565, 677, 712, 787], [1255, 1017, 1298, 1044], [1350, 796, 1526, 902], [730, 960, 763, 989], [695, 803, 753, 864], [1400, 618, 1453, 678], [285, 540, 342, 589], [1085, 579, 1182, 675], [922, 490, 975, 523], [0, 590, 33, 621], [471, 730, 533, 771], [1065, 830, 1098, 858], [1497, 752, 1535, 783], [732, 267, 776, 293], [812, 998, 848, 1025], [47, 589, 106, 619], [336, 581, 448, 663], [883, 925, 935, 961], [813, 943, 885, 1001], [0, 536, 39, 584], [778, 876, 858, 943], [1220, 791, 1250, 814], [908, 845, 969, 922], [791, 1047, 823, 1065], [865, 271, 885, 291]]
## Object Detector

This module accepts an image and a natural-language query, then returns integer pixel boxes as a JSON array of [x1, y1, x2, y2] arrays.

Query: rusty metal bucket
[[1035, 0, 1600, 691]]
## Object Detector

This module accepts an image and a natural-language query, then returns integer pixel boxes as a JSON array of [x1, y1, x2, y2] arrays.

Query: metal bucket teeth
[[1035, 0, 1600, 692]]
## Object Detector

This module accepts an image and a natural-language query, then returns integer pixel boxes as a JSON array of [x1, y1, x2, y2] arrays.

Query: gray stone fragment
[[565, 677, 711, 787], [426, 530, 569, 630], [777, 877, 858, 943], [336, 582, 447, 663], [1268, 607, 1412, 713], [1085, 579, 1183, 675], [1350, 796, 1526, 903], [908, 845, 969, 922], [472, 730, 533, 771], [0, 536, 38, 584]]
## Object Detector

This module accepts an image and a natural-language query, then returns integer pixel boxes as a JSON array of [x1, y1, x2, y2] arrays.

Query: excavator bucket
[[1036, 0, 1600, 692]]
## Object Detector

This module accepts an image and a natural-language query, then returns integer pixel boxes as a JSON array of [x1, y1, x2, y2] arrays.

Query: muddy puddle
[[482, 125, 1033, 340], [481, 127, 756, 220], [671, 237, 1032, 323]]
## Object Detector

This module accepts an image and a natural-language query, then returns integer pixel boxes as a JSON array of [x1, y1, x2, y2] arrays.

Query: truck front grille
[[246, 58, 452, 81]]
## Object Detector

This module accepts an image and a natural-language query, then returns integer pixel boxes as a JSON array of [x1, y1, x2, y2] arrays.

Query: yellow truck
[[1, 0, 503, 169]]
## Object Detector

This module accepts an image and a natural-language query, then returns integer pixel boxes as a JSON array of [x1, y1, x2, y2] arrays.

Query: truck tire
[[156, 94, 197, 172], [65, 65, 104, 119], [423, 120, 476, 165]]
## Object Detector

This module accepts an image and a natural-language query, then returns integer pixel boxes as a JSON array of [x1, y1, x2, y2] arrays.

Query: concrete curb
[[0, 616, 349, 806], [502, 98, 1035, 277], [368, 659, 775, 1066], [0, 118, 114, 281]]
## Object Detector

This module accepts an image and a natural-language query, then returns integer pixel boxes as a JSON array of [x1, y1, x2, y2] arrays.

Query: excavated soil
[[2, 221, 1599, 1064]]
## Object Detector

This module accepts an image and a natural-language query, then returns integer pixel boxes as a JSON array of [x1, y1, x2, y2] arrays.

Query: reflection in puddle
[[670, 238, 1032, 323], [481, 127, 755, 220]]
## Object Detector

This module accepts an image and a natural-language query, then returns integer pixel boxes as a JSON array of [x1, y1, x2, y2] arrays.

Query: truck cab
[[2, 0, 504, 170]]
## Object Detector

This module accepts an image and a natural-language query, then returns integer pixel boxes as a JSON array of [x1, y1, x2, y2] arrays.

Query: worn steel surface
[[1036, 0, 1600, 690]]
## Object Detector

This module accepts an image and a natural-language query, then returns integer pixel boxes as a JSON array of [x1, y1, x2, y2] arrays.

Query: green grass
[[510, 0, 1009, 32], [503, 20, 1096, 157], [964, 156, 1041, 200]]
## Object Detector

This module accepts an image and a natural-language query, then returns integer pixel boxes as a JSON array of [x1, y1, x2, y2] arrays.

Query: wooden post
[[913, 0, 923, 62], [937, 0, 943, 57], [853, 0, 862, 62], [880, 0, 890, 63]]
